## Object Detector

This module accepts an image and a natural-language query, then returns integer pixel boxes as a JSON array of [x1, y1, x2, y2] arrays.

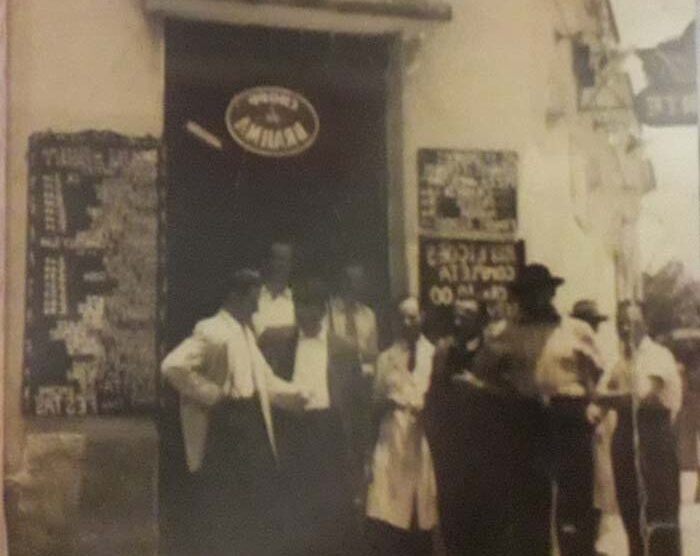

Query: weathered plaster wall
[[401, 0, 621, 353], [4, 0, 634, 552], [6, 0, 164, 468], [6, 1, 163, 553]]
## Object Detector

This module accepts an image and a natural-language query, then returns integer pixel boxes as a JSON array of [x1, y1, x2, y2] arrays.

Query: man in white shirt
[[260, 278, 367, 556], [161, 269, 308, 556], [253, 241, 296, 337], [602, 301, 682, 556], [366, 296, 437, 556], [327, 262, 379, 376]]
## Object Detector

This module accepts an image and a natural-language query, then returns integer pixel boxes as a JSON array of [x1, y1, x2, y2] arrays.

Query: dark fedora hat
[[571, 299, 608, 323], [509, 263, 564, 295]]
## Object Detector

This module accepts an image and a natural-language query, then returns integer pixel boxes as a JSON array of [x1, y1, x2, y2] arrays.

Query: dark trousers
[[550, 397, 597, 556], [427, 385, 551, 556], [365, 518, 432, 556], [508, 398, 553, 556], [191, 398, 282, 556], [612, 405, 681, 556], [279, 408, 360, 556]]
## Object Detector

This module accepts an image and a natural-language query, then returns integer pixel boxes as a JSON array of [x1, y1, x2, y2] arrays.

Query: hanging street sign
[[634, 86, 697, 126], [634, 21, 697, 127]]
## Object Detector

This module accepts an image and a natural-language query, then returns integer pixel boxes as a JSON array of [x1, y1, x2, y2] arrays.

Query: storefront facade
[[4, 0, 651, 553]]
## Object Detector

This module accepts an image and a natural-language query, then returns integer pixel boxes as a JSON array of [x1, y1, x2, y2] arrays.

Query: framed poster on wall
[[418, 148, 517, 239]]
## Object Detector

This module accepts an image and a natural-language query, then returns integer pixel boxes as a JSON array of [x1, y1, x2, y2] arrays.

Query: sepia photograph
[[1, 1, 700, 555]]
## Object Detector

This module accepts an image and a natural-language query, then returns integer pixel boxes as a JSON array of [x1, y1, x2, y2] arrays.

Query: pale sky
[[610, 0, 700, 278]]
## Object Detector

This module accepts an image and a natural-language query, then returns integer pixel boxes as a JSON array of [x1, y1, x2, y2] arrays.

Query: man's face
[[296, 303, 325, 337], [227, 285, 260, 322], [617, 304, 645, 348], [398, 298, 422, 343], [454, 298, 482, 341], [343, 265, 367, 299], [269, 243, 293, 282]]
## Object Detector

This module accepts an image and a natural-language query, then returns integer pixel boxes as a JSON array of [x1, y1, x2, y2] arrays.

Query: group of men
[[162, 240, 684, 556], [426, 266, 682, 556]]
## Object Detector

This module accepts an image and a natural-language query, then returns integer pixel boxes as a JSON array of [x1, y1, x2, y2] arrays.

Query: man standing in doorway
[[161, 269, 309, 556], [327, 261, 379, 376], [253, 240, 296, 337], [263, 278, 367, 556], [603, 301, 682, 556]]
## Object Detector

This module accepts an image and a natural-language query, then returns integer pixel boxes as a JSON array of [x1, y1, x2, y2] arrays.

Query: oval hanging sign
[[225, 86, 320, 157]]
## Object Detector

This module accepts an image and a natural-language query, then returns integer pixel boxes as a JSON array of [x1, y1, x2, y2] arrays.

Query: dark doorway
[[160, 19, 391, 554]]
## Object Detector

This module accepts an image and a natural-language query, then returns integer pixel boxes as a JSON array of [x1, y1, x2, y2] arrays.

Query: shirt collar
[[261, 284, 292, 300], [621, 335, 653, 361], [219, 309, 244, 330], [638, 335, 654, 352], [397, 335, 423, 350]]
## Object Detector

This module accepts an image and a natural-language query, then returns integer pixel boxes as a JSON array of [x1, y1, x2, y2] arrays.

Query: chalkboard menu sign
[[418, 149, 517, 239], [23, 131, 163, 416], [419, 237, 519, 339]]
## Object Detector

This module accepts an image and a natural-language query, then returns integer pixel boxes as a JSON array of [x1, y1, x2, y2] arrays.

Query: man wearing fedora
[[471, 263, 604, 556]]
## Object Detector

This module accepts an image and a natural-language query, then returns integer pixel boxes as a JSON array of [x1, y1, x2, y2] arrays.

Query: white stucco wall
[[401, 0, 619, 334], [6, 0, 164, 471], [5, 0, 626, 468]]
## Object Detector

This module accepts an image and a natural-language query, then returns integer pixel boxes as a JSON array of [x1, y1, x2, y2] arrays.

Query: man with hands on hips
[[161, 268, 310, 556]]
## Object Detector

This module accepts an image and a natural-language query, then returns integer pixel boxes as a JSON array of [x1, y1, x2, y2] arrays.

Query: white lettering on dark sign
[[635, 86, 698, 126], [419, 237, 517, 337], [226, 87, 319, 157]]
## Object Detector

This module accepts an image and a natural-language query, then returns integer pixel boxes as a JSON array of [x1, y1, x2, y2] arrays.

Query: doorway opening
[[160, 19, 393, 553]]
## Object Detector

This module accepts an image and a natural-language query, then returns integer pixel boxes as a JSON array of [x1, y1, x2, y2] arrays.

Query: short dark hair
[[224, 268, 262, 298]]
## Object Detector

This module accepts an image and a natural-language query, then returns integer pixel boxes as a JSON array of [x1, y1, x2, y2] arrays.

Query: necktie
[[408, 342, 417, 373]]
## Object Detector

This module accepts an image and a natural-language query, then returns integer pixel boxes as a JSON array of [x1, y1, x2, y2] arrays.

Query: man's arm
[[161, 331, 224, 408], [647, 347, 683, 419]]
